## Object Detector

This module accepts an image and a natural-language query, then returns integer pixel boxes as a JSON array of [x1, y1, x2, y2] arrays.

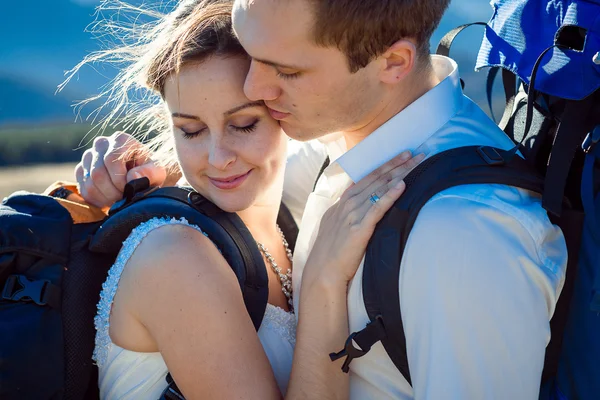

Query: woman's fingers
[[339, 151, 424, 235], [353, 152, 424, 205], [362, 178, 406, 227], [344, 151, 424, 202], [343, 150, 413, 199], [356, 176, 406, 227], [341, 152, 424, 216]]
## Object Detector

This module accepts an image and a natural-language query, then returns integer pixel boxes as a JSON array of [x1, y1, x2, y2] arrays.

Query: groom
[[79, 0, 567, 398]]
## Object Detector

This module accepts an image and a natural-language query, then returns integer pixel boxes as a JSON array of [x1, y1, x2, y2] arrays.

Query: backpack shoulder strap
[[329, 146, 545, 384], [91, 181, 269, 331]]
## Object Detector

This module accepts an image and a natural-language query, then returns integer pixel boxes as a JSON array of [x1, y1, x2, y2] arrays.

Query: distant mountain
[[0, 0, 499, 126], [0, 75, 74, 124]]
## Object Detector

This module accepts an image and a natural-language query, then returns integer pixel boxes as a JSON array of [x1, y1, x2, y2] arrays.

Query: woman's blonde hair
[[61, 0, 245, 170]]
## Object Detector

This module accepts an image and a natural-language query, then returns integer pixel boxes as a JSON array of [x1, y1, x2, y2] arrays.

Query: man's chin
[[280, 120, 316, 142]]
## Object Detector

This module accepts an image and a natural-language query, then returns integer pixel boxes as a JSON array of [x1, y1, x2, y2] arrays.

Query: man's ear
[[379, 39, 417, 84]]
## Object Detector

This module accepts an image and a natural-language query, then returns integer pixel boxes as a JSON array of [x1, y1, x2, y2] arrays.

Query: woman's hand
[[304, 150, 425, 285]]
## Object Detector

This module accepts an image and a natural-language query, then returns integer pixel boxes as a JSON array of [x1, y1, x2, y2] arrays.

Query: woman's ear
[[378, 39, 417, 85]]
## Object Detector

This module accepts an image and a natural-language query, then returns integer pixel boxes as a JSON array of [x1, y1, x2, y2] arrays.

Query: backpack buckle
[[329, 315, 386, 373], [2, 275, 60, 308], [477, 146, 506, 166], [109, 177, 160, 216], [329, 331, 369, 373]]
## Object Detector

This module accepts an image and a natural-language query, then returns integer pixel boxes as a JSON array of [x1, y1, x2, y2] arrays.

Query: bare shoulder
[[110, 222, 279, 398], [127, 222, 225, 275], [117, 221, 239, 312]]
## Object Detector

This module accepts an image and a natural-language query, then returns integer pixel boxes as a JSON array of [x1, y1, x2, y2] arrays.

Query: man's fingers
[[104, 131, 148, 191], [90, 137, 122, 202], [74, 162, 85, 189], [79, 182, 113, 209], [78, 148, 113, 208], [126, 162, 168, 187]]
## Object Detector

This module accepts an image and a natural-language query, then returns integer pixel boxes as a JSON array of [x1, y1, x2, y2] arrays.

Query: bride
[[70, 0, 418, 398]]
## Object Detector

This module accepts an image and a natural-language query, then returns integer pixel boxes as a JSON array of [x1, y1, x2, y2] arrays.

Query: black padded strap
[[541, 210, 585, 382], [486, 66, 500, 123], [485, 67, 517, 129], [159, 373, 185, 400], [543, 97, 596, 216], [435, 22, 487, 57], [97, 185, 269, 331], [361, 146, 545, 385], [499, 69, 518, 131]]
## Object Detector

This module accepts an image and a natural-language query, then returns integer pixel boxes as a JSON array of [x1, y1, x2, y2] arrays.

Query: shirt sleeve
[[282, 139, 328, 225], [399, 188, 567, 400]]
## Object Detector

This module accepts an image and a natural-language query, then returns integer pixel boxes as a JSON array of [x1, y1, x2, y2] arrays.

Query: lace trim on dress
[[92, 217, 208, 368], [262, 304, 297, 347]]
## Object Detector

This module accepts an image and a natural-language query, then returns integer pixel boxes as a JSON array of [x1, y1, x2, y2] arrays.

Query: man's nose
[[244, 60, 282, 102]]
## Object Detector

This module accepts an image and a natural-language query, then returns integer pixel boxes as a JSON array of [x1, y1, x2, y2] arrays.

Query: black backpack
[[0, 178, 298, 400], [328, 21, 600, 395]]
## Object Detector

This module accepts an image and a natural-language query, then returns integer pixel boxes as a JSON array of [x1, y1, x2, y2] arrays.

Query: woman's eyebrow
[[171, 112, 200, 120], [224, 101, 264, 117]]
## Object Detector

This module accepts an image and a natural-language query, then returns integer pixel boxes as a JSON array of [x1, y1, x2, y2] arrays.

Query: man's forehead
[[232, 0, 314, 46]]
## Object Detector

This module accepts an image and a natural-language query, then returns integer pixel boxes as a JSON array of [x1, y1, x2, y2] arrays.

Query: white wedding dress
[[92, 217, 297, 399]]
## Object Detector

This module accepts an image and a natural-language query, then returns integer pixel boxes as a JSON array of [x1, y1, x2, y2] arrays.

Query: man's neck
[[343, 65, 440, 150]]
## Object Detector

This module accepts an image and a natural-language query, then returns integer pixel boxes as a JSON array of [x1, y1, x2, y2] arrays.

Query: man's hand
[[75, 131, 168, 209]]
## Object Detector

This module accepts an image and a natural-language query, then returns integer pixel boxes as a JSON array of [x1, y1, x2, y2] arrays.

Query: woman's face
[[163, 56, 288, 213]]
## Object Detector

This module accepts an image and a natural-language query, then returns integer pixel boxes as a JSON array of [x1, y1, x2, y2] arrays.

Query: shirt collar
[[334, 55, 463, 182]]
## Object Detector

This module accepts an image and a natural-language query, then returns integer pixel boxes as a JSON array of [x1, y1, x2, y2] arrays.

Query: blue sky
[[0, 0, 497, 125]]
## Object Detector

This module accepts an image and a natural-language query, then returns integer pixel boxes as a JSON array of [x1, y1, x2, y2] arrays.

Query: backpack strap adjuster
[[477, 146, 506, 166], [582, 125, 600, 154], [2, 275, 61, 308], [329, 315, 386, 373]]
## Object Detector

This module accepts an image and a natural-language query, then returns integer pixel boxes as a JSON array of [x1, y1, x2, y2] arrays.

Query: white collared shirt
[[285, 55, 567, 399]]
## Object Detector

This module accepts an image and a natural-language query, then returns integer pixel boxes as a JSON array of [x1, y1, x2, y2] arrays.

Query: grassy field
[[0, 163, 78, 199]]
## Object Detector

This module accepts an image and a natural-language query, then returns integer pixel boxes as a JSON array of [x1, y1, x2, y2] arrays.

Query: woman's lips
[[208, 170, 252, 190], [267, 107, 291, 120]]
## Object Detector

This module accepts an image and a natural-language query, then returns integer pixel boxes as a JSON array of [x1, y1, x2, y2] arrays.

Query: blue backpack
[[327, 1, 600, 398], [0, 179, 298, 399]]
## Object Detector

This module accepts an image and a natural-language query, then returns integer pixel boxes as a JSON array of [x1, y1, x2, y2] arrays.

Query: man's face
[[232, 0, 385, 142]]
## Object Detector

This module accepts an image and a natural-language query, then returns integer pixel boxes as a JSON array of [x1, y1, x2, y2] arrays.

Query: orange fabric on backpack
[[43, 181, 108, 224]]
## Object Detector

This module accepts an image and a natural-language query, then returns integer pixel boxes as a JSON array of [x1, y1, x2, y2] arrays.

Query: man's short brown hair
[[309, 0, 451, 73]]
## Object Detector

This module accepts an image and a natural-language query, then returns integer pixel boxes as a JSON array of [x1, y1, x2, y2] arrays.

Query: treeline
[[0, 123, 142, 166]]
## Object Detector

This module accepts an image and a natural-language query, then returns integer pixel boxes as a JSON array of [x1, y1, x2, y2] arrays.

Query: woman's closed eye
[[232, 120, 259, 133], [180, 120, 259, 140], [180, 125, 207, 139]]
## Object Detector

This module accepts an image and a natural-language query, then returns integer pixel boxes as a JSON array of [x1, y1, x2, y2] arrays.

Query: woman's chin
[[210, 196, 253, 214], [189, 184, 255, 214]]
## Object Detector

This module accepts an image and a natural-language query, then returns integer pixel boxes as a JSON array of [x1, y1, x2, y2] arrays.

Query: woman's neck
[[237, 196, 282, 245]]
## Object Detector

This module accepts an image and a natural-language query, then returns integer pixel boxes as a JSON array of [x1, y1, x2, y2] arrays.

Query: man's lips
[[267, 107, 291, 120], [208, 170, 252, 190]]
